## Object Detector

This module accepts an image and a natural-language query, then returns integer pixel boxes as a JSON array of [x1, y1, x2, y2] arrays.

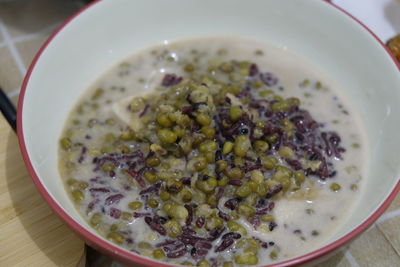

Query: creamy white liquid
[[59, 37, 367, 266]]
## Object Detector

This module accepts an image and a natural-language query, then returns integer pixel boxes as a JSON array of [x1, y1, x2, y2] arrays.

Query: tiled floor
[[0, 0, 81, 38], [378, 216, 400, 255], [0, 0, 83, 106], [385, 189, 400, 213], [315, 250, 352, 267], [349, 226, 400, 266], [0, 46, 22, 100], [15, 35, 48, 67], [0, 1, 399, 267]]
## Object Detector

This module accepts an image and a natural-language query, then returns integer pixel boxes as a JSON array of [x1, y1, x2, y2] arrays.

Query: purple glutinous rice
[[214, 238, 234, 252], [185, 204, 194, 226], [224, 198, 241, 210], [182, 226, 197, 235], [105, 194, 124, 205], [161, 73, 183, 87], [265, 184, 283, 198], [243, 163, 263, 172], [214, 232, 241, 252], [249, 63, 259, 77], [133, 212, 151, 218], [179, 232, 208, 246], [181, 105, 194, 115], [123, 184, 132, 191], [191, 247, 209, 259], [218, 211, 231, 221], [253, 237, 269, 249], [156, 239, 176, 247], [222, 232, 241, 240], [293, 229, 302, 235], [219, 97, 348, 180], [195, 217, 205, 228], [153, 215, 168, 225], [210, 259, 219, 267], [144, 216, 167, 236], [109, 208, 122, 219], [215, 187, 224, 203], [269, 222, 278, 231], [139, 104, 150, 117], [181, 177, 191, 185], [227, 179, 243, 186], [126, 167, 147, 188], [191, 240, 212, 259], [167, 248, 187, 259], [161, 230, 217, 260], [89, 187, 110, 193], [195, 240, 212, 250], [250, 215, 261, 228], [77, 146, 87, 164], [256, 201, 275, 215], [139, 181, 162, 195], [163, 241, 185, 252], [87, 201, 95, 210], [207, 227, 226, 241], [259, 72, 278, 86], [89, 176, 105, 184], [92, 150, 144, 171], [285, 159, 302, 170]]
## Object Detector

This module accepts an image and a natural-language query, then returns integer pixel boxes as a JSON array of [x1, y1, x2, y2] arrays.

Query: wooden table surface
[[0, 115, 86, 267]]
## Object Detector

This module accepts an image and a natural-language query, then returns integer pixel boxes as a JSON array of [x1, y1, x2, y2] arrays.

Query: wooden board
[[0, 115, 86, 266]]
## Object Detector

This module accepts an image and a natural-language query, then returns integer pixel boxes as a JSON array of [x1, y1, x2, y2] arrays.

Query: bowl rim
[[17, 0, 400, 266]]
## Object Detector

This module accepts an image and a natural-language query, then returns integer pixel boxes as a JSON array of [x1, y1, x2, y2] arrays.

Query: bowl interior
[[20, 0, 400, 264]]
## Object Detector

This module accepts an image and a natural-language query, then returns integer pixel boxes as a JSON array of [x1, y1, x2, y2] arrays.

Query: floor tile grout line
[[365, 222, 376, 233], [375, 224, 400, 257], [343, 248, 361, 267], [11, 22, 62, 44], [6, 87, 20, 99], [364, 208, 400, 234], [0, 19, 27, 76], [376, 208, 400, 224]]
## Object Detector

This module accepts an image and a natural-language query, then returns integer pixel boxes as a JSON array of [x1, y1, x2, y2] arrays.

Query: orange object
[[387, 34, 400, 62]]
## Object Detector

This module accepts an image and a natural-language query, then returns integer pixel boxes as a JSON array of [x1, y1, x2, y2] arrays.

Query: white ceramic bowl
[[18, 0, 400, 266]]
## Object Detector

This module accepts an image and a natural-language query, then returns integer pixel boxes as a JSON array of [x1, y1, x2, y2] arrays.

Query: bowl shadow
[[4, 130, 85, 266]]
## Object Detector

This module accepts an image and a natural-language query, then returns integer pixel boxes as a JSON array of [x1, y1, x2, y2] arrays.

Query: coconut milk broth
[[59, 37, 367, 265]]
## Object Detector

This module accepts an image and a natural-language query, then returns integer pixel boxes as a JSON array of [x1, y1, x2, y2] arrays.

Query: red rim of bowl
[[17, 0, 400, 266]]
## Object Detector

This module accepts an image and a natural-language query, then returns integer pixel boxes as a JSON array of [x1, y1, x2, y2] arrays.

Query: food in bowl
[[58, 37, 366, 266]]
